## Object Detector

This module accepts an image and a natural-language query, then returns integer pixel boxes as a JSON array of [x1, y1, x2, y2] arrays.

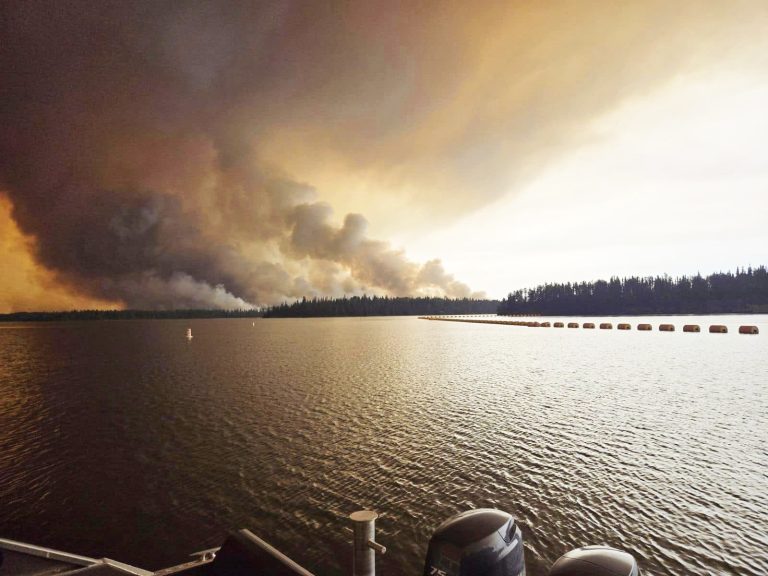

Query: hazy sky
[[1, 1, 767, 310], [398, 68, 768, 297]]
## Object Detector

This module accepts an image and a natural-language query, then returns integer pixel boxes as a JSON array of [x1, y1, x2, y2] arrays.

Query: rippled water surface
[[1, 316, 766, 575]]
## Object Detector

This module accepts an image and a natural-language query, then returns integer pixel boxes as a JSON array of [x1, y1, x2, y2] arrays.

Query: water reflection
[[0, 316, 766, 575]]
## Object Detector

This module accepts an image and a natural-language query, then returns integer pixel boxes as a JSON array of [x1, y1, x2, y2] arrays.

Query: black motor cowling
[[423, 509, 525, 576], [549, 546, 640, 576]]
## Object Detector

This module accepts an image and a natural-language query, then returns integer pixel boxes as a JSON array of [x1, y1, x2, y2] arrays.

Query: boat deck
[[0, 547, 83, 576], [0, 538, 152, 576], [1, 529, 313, 576]]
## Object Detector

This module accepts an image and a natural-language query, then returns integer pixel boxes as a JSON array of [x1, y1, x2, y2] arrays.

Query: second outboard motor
[[549, 546, 640, 576], [423, 509, 525, 576]]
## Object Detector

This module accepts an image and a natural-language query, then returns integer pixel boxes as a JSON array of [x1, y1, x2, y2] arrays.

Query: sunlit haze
[[397, 69, 768, 298]]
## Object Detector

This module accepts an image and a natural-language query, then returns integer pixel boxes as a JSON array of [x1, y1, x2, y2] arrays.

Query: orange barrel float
[[554, 322, 564, 328], [599, 323, 613, 329], [617, 323, 631, 330], [540, 322, 551, 327], [683, 324, 700, 332], [567, 322, 579, 328], [583, 323, 595, 329], [709, 325, 728, 333], [739, 325, 759, 334], [659, 324, 675, 332], [637, 323, 652, 331]]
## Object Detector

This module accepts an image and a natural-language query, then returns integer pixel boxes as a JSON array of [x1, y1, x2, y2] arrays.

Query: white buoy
[[186, 328, 193, 339]]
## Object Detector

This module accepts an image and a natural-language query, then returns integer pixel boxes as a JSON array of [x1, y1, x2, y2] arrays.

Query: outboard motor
[[549, 546, 640, 576], [423, 509, 525, 576]]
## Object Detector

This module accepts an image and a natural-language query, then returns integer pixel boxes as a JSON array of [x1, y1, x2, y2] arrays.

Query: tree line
[[498, 266, 768, 316], [4, 266, 764, 321], [0, 296, 499, 321], [263, 295, 499, 317], [0, 309, 263, 322]]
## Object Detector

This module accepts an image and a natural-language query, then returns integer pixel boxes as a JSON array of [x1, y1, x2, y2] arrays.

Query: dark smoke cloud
[[2, 1, 762, 308], [0, 1, 481, 308]]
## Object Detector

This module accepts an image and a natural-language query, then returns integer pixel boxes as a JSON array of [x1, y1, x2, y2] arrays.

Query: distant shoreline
[[1, 309, 766, 323], [4, 267, 765, 321], [0, 309, 264, 322]]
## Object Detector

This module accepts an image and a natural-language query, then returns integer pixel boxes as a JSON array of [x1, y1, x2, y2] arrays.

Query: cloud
[[1, 1, 764, 309], [0, 2, 486, 308]]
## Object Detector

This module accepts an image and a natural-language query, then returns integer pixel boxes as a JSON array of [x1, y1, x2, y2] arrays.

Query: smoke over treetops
[[0, 1, 483, 309], [1, 1, 764, 310]]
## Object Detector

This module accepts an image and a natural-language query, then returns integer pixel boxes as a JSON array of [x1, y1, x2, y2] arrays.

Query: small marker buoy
[[739, 325, 759, 334], [186, 328, 193, 339]]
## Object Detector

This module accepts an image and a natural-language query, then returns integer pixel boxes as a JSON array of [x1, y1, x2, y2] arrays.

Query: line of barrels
[[419, 316, 759, 334]]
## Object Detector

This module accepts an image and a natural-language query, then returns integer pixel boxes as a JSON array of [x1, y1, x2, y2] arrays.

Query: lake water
[[1, 315, 766, 575]]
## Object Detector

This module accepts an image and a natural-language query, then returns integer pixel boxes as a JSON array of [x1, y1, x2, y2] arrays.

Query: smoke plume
[[1, 1, 764, 308], [0, 1, 484, 308]]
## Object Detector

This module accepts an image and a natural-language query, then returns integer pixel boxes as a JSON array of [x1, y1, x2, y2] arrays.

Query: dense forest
[[0, 309, 262, 322], [4, 267, 765, 321], [498, 266, 768, 316], [263, 295, 499, 317], [0, 296, 498, 321]]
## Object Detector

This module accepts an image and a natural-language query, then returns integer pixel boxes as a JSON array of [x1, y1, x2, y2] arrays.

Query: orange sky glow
[[0, 194, 121, 311]]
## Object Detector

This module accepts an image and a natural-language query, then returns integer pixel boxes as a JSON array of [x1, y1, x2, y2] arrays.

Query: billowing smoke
[[0, 1, 481, 308], [1, 1, 764, 309], [288, 206, 472, 297]]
